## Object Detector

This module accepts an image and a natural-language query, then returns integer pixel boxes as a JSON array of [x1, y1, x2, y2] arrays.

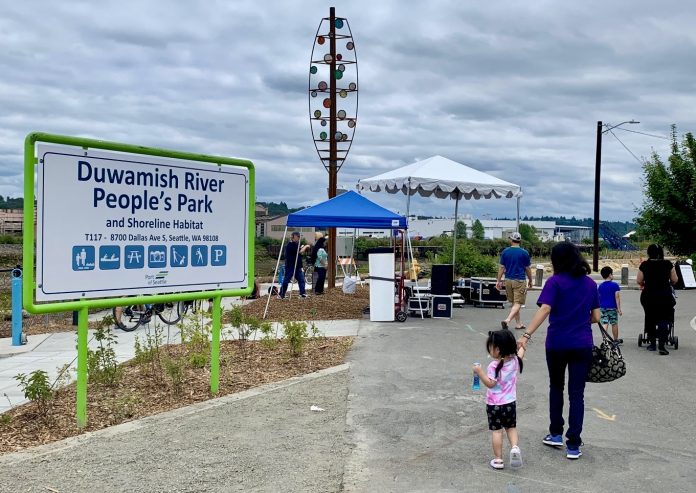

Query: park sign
[[24, 133, 255, 428], [24, 133, 255, 306]]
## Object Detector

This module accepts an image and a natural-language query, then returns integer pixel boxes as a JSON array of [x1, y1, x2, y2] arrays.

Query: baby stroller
[[638, 306, 678, 350]]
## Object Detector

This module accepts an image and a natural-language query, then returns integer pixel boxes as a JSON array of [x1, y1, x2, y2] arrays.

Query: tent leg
[[406, 232, 423, 320], [263, 227, 287, 319], [452, 195, 459, 279], [516, 195, 521, 232]]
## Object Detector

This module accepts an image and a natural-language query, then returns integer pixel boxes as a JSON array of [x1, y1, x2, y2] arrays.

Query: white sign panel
[[679, 264, 696, 288], [36, 144, 250, 301]]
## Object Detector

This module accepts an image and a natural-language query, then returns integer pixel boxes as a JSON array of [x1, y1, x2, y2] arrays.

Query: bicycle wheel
[[304, 265, 314, 287], [113, 305, 143, 332], [157, 302, 182, 325]]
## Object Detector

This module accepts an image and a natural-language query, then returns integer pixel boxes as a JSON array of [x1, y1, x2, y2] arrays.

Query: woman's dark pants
[[546, 347, 593, 448], [314, 267, 327, 294]]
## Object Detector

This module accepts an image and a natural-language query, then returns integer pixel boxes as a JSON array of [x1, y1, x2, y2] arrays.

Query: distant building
[[256, 214, 315, 243], [0, 209, 25, 234], [555, 225, 591, 243]]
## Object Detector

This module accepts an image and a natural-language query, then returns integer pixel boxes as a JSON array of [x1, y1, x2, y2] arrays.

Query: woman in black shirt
[[636, 244, 678, 355]]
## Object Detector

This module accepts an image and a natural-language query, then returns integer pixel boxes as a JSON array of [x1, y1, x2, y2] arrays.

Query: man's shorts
[[487, 401, 517, 430], [504, 279, 527, 305], [600, 308, 619, 326]]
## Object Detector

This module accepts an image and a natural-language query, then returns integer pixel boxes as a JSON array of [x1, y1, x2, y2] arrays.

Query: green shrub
[[15, 370, 53, 417], [87, 319, 122, 386], [283, 320, 308, 357]]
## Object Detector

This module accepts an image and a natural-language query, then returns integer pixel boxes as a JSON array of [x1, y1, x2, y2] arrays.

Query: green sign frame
[[24, 132, 255, 427]]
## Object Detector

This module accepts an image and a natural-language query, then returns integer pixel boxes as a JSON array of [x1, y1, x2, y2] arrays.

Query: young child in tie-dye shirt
[[472, 329, 525, 470]]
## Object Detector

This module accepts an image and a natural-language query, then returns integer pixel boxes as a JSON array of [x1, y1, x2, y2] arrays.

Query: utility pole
[[593, 121, 602, 272]]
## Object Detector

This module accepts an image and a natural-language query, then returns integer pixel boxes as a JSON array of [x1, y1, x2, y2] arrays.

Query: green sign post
[[23, 132, 255, 427]]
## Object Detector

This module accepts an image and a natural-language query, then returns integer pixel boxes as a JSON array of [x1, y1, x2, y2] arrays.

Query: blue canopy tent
[[286, 190, 407, 229], [263, 191, 407, 318]]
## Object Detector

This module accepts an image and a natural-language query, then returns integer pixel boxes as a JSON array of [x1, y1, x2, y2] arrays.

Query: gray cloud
[[0, 0, 694, 222]]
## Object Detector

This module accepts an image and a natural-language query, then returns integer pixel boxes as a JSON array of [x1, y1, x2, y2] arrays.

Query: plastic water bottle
[[472, 362, 481, 390]]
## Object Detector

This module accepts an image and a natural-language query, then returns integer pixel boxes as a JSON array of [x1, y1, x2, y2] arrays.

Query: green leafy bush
[[283, 320, 308, 356], [15, 370, 53, 417]]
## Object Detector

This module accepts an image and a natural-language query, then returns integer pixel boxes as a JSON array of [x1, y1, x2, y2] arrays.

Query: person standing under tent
[[314, 236, 328, 294], [278, 231, 306, 299], [496, 232, 533, 331]]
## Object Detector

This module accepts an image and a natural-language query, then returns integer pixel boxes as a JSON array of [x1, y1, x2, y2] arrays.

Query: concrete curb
[[0, 362, 350, 464]]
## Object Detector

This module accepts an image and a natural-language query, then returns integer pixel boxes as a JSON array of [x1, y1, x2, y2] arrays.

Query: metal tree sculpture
[[308, 7, 358, 287]]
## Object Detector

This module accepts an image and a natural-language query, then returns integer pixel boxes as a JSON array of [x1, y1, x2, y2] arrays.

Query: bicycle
[[113, 302, 181, 332], [303, 263, 315, 287]]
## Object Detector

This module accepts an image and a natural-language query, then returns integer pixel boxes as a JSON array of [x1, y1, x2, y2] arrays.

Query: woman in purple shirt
[[516, 243, 600, 460]]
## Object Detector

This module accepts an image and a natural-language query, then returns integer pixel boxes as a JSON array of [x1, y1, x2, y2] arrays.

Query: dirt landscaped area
[[0, 335, 353, 455], [240, 285, 370, 322]]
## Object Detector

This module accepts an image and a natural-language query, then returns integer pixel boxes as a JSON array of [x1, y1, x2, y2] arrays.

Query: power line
[[607, 129, 644, 165], [613, 127, 670, 140]]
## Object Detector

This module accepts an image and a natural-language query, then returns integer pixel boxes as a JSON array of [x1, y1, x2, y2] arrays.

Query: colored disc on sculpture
[[320, 131, 327, 140], [338, 64, 345, 72], [335, 132, 343, 140], [342, 134, 348, 141], [335, 19, 344, 28], [318, 81, 327, 90], [339, 90, 348, 98], [336, 54, 343, 61], [311, 91, 317, 97], [314, 110, 321, 118], [334, 70, 343, 79], [320, 120, 327, 126], [324, 54, 332, 62], [317, 36, 325, 45], [349, 82, 357, 90], [337, 110, 346, 119], [310, 65, 318, 74], [348, 120, 356, 128], [346, 41, 354, 50], [323, 98, 331, 108]]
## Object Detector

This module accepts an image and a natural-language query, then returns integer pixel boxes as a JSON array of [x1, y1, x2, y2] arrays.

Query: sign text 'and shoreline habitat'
[[36, 143, 250, 301]]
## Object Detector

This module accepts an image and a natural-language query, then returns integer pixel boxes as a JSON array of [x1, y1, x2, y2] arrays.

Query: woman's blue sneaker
[[542, 434, 563, 447], [566, 446, 582, 459]]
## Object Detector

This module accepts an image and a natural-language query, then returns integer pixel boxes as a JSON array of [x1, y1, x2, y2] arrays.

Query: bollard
[[11, 268, 25, 346], [621, 264, 629, 285], [535, 264, 544, 287]]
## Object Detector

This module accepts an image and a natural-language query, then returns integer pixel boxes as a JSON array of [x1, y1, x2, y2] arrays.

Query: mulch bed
[[0, 337, 353, 454], [240, 285, 370, 322], [0, 312, 101, 339]]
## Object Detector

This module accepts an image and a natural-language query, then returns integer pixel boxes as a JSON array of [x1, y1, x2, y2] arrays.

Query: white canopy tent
[[358, 155, 522, 270]]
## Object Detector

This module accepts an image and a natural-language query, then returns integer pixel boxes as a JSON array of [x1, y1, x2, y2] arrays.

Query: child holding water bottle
[[472, 329, 525, 470]]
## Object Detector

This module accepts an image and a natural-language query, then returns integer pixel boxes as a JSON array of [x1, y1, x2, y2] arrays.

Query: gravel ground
[[0, 366, 350, 493]]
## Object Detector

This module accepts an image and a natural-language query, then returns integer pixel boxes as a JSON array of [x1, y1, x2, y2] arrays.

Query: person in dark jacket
[[278, 231, 306, 299], [636, 244, 678, 355]]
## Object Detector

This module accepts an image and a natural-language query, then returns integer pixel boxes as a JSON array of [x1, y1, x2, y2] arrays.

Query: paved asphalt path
[[1, 288, 696, 492], [343, 288, 696, 492]]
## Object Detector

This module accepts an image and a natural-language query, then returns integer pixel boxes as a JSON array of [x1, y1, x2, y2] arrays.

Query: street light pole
[[592, 119, 639, 272]]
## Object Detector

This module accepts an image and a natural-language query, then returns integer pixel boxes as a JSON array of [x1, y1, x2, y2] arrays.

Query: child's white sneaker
[[489, 458, 504, 470], [510, 445, 523, 468]]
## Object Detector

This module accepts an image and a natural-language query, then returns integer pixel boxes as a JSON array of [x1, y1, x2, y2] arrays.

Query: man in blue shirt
[[496, 232, 533, 330]]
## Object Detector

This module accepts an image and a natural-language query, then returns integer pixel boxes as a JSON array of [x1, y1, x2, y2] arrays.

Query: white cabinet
[[368, 253, 394, 322]]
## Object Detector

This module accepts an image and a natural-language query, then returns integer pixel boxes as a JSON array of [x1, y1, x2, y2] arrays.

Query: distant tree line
[[0, 196, 22, 209]]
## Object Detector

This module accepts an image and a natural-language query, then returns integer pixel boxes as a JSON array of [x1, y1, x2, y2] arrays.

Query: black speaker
[[431, 264, 453, 295]]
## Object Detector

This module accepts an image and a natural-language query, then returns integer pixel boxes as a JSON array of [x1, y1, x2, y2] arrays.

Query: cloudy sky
[[2, 0, 695, 221]]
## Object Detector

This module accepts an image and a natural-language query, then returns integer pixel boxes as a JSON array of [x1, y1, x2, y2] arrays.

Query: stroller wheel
[[637, 334, 643, 347], [673, 336, 679, 350]]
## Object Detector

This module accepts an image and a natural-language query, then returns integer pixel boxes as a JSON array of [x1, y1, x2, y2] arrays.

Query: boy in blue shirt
[[598, 266, 622, 343]]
